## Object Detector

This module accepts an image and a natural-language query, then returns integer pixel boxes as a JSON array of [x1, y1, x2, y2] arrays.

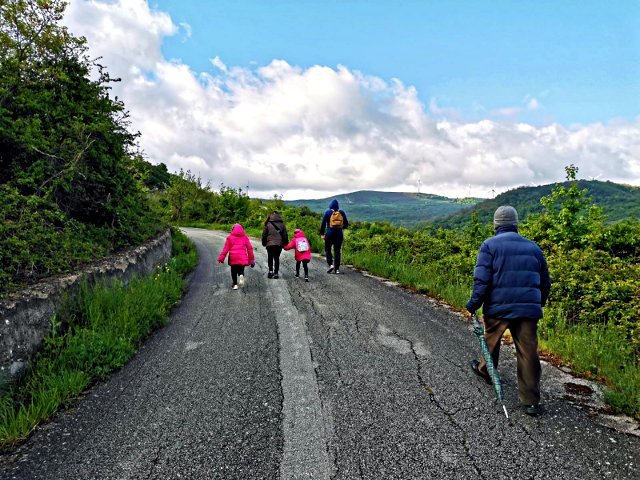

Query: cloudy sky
[[63, 0, 640, 199]]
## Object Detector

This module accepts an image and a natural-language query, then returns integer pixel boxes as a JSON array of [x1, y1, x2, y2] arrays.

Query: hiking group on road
[[217, 199, 551, 417], [217, 199, 350, 288]]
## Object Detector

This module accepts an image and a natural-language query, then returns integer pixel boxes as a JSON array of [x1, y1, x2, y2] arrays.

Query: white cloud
[[64, 0, 640, 199], [527, 98, 540, 110]]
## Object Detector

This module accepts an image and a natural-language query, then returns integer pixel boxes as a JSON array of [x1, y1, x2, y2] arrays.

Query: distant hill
[[283, 181, 639, 229], [435, 180, 640, 229], [284, 190, 481, 227]]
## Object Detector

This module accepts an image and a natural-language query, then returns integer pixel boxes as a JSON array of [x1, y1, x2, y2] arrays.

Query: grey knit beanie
[[493, 205, 519, 229]]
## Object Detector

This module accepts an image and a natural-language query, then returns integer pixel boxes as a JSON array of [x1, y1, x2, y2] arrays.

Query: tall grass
[[0, 229, 198, 449], [344, 249, 471, 308], [539, 314, 640, 417]]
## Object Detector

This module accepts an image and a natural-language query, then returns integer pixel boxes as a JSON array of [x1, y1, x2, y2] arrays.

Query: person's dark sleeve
[[282, 225, 289, 245], [262, 226, 268, 246], [320, 211, 328, 235], [341, 210, 349, 229], [539, 251, 551, 306], [466, 241, 492, 313]]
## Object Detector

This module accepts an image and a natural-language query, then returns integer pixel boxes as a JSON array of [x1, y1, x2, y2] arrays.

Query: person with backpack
[[217, 223, 255, 290], [283, 228, 312, 282], [261, 211, 288, 279], [319, 199, 349, 274]]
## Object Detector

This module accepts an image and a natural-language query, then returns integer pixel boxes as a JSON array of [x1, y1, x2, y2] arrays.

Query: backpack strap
[[269, 221, 281, 233]]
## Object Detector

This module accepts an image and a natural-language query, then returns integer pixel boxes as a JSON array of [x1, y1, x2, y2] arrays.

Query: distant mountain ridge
[[285, 190, 481, 227], [284, 181, 640, 228]]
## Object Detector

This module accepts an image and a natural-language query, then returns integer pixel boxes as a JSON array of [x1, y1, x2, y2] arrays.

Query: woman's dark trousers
[[266, 246, 282, 274]]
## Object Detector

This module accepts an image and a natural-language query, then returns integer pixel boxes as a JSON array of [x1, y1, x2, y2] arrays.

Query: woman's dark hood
[[329, 199, 339, 210], [268, 212, 284, 222]]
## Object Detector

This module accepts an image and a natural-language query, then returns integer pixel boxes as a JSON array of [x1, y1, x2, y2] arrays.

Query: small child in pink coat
[[217, 224, 255, 289], [283, 228, 312, 282]]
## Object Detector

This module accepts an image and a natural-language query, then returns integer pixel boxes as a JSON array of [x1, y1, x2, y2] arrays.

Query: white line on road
[[267, 279, 332, 480]]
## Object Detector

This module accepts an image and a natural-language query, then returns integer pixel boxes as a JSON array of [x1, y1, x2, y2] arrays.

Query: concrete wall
[[0, 229, 172, 386]]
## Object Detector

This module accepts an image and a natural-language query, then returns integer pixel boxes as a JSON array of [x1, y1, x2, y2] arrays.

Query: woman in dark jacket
[[262, 211, 288, 278]]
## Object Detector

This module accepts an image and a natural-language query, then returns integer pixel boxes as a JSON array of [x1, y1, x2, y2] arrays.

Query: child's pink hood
[[231, 224, 245, 236]]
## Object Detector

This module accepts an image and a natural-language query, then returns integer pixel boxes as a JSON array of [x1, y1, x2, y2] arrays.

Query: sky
[[63, 0, 640, 199]]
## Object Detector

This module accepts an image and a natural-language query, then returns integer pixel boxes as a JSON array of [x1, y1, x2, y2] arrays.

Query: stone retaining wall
[[0, 229, 172, 386]]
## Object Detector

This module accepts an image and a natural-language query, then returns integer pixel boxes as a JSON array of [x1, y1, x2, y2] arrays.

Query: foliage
[[131, 156, 172, 191], [164, 169, 253, 225], [0, 229, 197, 449], [0, 0, 164, 292]]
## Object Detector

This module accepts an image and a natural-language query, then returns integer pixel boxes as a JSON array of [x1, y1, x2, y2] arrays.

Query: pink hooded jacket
[[283, 229, 312, 261], [218, 224, 255, 266]]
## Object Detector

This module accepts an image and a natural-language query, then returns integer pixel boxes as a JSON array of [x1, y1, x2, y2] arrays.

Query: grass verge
[[0, 228, 198, 450], [539, 315, 639, 418], [343, 250, 471, 309]]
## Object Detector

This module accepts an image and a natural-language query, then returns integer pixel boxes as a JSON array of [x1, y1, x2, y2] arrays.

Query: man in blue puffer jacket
[[467, 205, 551, 416]]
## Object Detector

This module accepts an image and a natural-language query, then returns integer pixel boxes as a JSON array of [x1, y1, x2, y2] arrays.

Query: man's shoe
[[334, 269, 340, 274], [268, 271, 273, 279], [304, 276, 309, 282], [273, 273, 279, 279], [238, 275, 245, 288], [295, 273, 300, 278], [524, 404, 544, 416], [470, 360, 492, 385], [232, 285, 238, 290], [327, 265, 335, 273]]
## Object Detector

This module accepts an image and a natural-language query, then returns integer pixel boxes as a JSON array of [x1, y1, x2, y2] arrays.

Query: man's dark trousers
[[478, 316, 541, 406], [324, 234, 343, 270]]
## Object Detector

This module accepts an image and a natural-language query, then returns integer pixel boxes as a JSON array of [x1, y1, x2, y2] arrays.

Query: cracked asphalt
[[1, 227, 638, 479]]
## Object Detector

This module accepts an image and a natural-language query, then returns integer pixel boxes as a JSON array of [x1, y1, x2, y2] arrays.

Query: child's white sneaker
[[232, 285, 238, 290], [238, 274, 245, 288]]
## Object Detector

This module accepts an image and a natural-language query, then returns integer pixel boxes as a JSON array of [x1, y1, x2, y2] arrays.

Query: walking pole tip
[[503, 405, 509, 419]]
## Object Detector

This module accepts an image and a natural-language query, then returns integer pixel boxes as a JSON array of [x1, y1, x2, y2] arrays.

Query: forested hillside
[[438, 180, 640, 228]]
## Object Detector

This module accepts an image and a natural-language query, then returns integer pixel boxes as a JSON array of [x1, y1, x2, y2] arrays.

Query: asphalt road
[[1, 227, 638, 479]]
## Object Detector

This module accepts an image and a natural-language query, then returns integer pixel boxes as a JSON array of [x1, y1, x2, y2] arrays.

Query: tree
[[0, 0, 156, 240], [0, 0, 161, 290], [523, 165, 603, 251]]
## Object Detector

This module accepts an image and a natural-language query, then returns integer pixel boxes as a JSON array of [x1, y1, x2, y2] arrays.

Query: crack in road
[[389, 328, 489, 480]]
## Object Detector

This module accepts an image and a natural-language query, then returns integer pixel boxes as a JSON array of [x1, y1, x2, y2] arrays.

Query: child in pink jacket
[[217, 224, 255, 289], [283, 228, 312, 282]]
